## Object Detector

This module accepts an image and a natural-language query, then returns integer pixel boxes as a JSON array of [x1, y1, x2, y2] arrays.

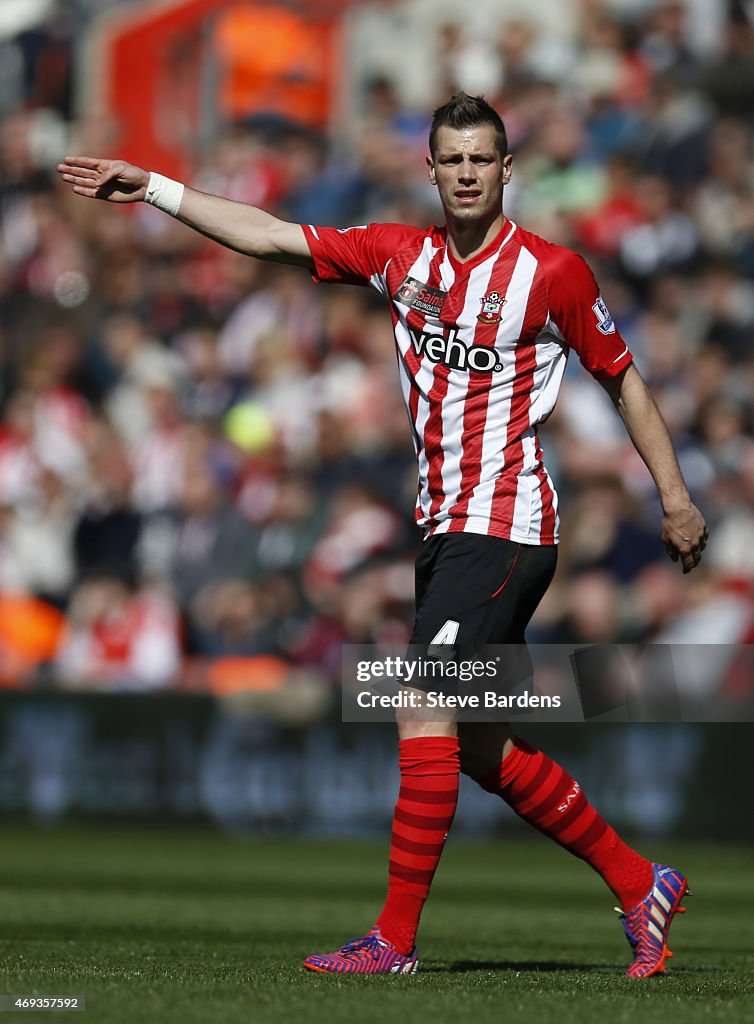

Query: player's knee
[[457, 721, 514, 780], [396, 719, 456, 741]]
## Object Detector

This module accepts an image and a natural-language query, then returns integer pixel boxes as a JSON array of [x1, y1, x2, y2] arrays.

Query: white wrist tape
[[145, 172, 184, 216]]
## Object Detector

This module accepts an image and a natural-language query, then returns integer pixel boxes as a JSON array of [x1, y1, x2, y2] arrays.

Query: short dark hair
[[429, 92, 508, 159]]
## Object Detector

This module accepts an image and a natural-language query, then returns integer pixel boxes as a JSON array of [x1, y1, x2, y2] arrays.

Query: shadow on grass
[[423, 960, 610, 973], [424, 960, 736, 977]]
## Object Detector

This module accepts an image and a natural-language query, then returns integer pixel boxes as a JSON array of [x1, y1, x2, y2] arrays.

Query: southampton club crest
[[477, 289, 506, 325]]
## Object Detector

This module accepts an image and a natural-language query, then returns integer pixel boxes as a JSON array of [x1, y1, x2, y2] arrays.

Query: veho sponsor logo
[[409, 326, 503, 374]]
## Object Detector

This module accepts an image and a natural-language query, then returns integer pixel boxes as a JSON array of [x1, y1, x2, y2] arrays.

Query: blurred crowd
[[1, 0, 753, 693]]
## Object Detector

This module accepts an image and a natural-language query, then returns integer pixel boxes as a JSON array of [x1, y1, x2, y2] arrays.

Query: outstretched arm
[[56, 157, 314, 268], [600, 363, 708, 573]]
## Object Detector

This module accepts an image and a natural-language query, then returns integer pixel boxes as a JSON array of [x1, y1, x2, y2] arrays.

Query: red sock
[[479, 737, 653, 910], [375, 735, 459, 955]]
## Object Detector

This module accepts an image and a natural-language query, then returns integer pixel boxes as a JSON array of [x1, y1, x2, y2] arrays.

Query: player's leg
[[465, 726, 690, 976], [303, 711, 456, 976], [458, 543, 656, 908], [457, 543, 689, 976], [304, 534, 518, 974], [375, 536, 536, 959], [464, 724, 656, 909], [365, 713, 459, 960]]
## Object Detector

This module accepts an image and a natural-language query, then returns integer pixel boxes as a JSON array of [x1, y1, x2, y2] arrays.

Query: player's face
[[428, 125, 512, 226]]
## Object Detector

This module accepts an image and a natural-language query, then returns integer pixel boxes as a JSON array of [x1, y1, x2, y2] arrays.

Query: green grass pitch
[[0, 827, 751, 1024]]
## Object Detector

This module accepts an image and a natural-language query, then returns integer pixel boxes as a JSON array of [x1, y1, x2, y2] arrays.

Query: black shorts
[[410, 533, 557, 649], [405, 534, 557, 706]]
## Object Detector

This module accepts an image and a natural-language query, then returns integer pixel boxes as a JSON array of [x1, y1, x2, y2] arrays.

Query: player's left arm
[[599, 364, 708, 573], [545, 246, 708, 573]]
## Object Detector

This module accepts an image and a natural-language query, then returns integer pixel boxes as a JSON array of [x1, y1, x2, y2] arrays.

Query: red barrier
[[81, 0, 347, 180]]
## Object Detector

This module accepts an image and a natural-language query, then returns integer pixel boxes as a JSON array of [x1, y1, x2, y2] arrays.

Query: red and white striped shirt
[[303, 220, 632, 545]]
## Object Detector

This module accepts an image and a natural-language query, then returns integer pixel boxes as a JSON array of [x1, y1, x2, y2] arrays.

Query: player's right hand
[[56, 157, 149, 203]]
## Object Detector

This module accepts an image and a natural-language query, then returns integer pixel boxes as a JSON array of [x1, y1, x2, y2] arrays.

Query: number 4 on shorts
[[430, 620, 460, 645], [427, 619, 460, 659]]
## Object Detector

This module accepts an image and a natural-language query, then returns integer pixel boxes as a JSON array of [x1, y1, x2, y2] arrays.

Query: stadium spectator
[[701, 5, 754, 119], [54, 572, 180, 690], [639, 0, 702, 87], [619, 175, 698, 287], [0, 466, 75, 604], [168, 456, 258, 616], [73, 422, 141, 583]]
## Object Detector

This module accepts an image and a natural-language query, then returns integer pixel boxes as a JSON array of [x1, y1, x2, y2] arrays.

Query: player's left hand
[[661, 502, 708, 573]]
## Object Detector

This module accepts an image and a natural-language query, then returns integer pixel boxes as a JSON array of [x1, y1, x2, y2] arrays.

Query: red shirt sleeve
[[302, 222, 425, 288], [544, 247, 633, 379]]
